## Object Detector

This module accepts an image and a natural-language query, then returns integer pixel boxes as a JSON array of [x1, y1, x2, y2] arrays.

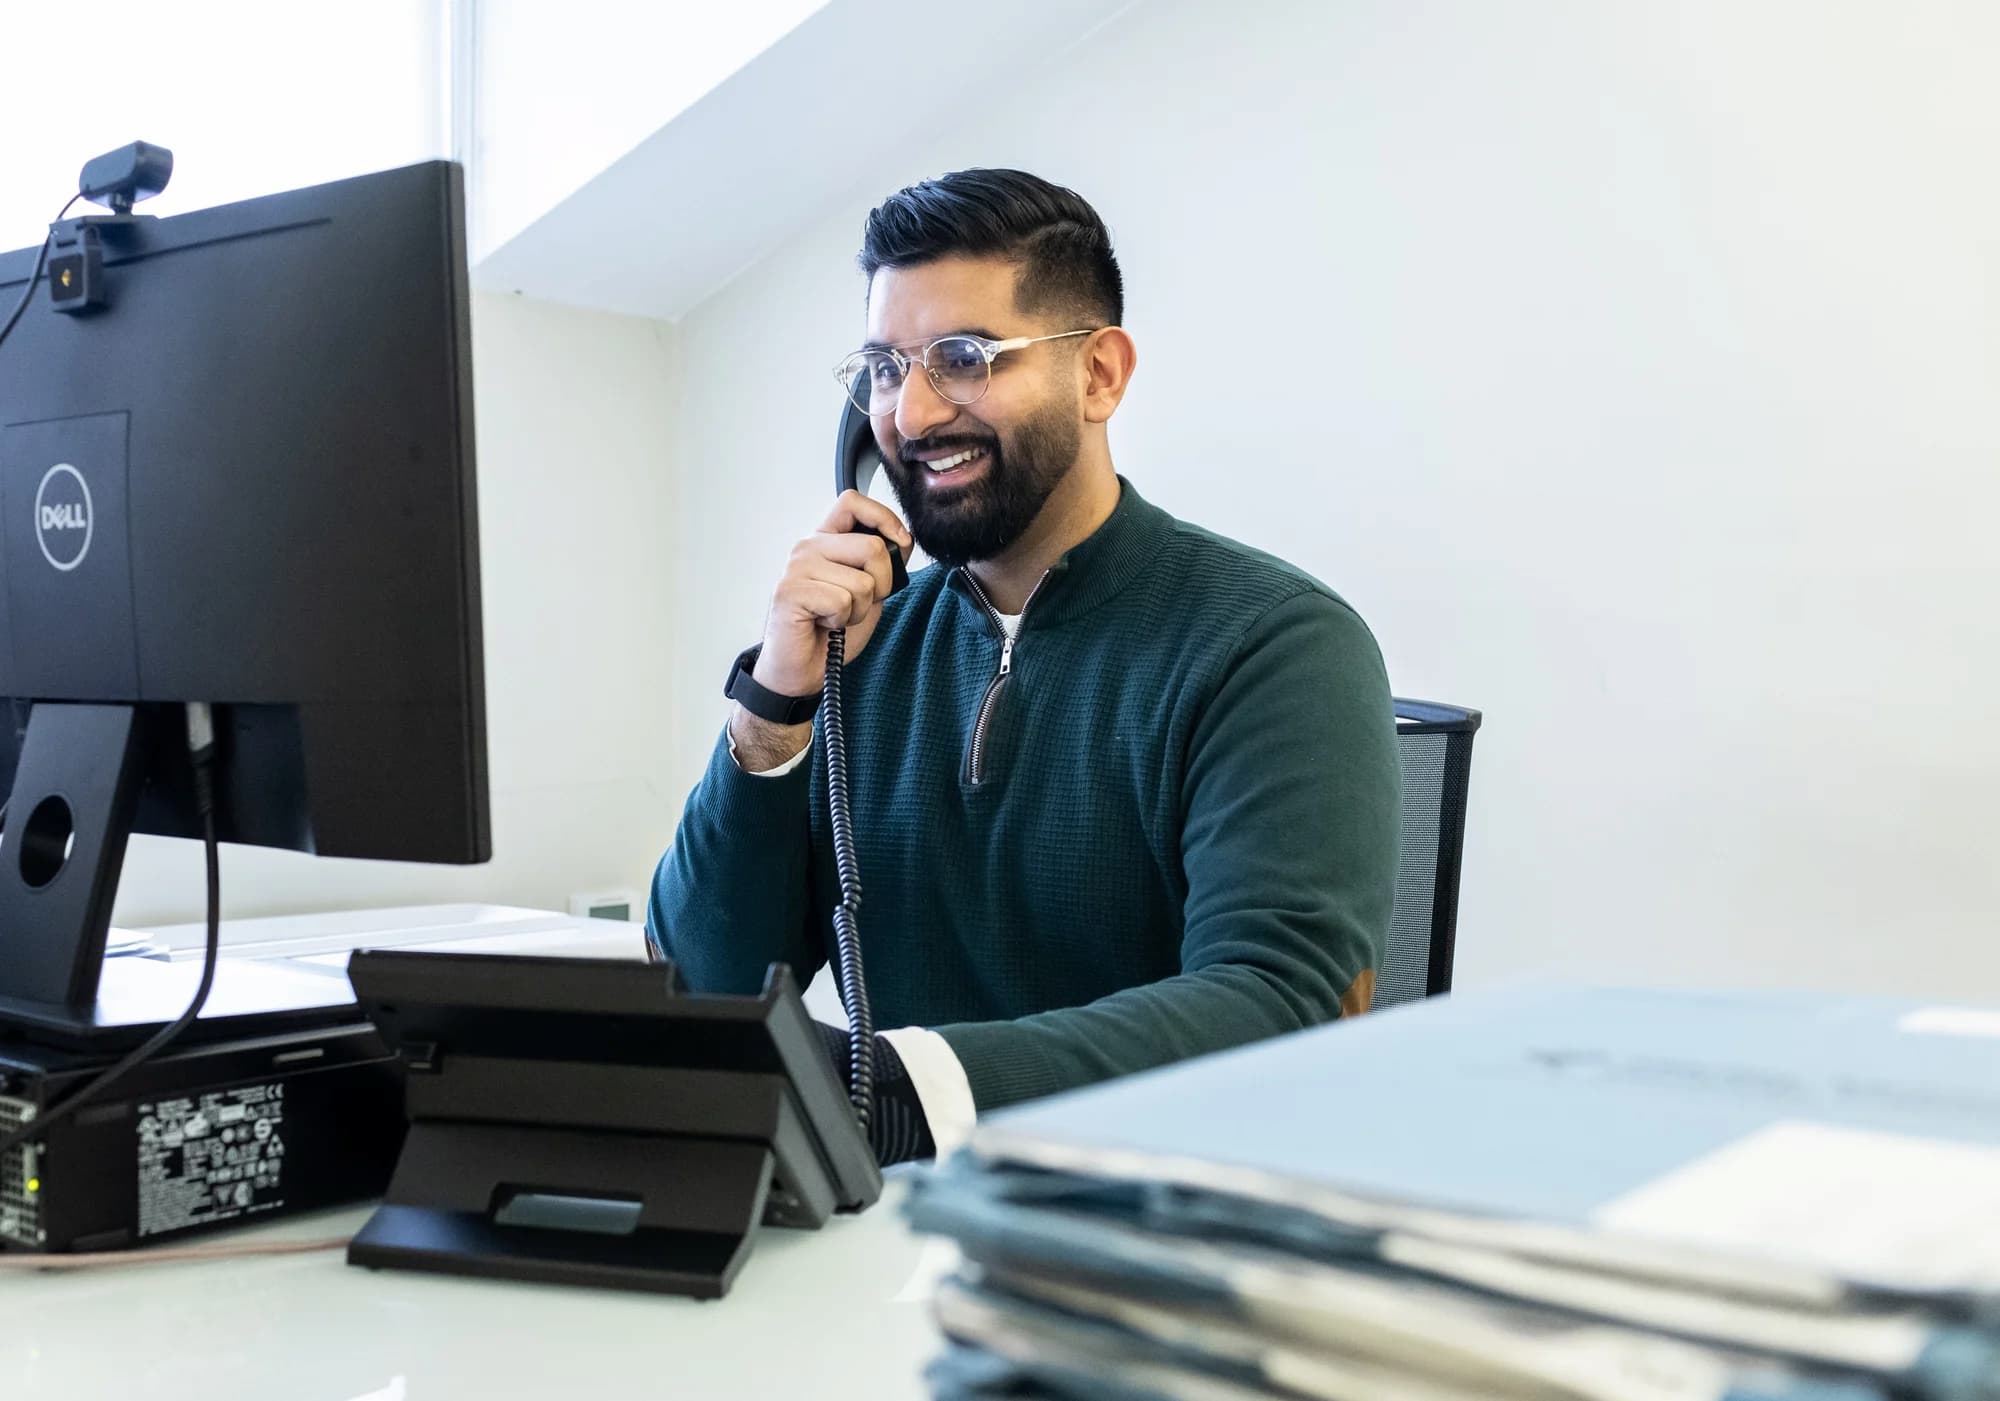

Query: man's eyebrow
[[860, 327, 1005, 351]]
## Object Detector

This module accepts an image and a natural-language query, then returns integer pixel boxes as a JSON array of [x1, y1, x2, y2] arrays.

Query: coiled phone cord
[[821, 626, 876, 1132]]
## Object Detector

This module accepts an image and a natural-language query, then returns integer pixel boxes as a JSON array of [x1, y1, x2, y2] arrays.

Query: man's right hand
[[729, 491, 913, 772], [754, 490, 913, 696]]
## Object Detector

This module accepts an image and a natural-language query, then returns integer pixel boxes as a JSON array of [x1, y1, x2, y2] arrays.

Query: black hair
[[859, 168, 1123, 327]]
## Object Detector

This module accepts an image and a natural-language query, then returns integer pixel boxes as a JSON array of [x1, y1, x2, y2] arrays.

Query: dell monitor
[[0, 158, 488, 1040]]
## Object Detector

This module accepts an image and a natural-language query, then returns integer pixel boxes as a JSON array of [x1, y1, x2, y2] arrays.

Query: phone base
[[343, 953, 882, 1299], [348, 1126, 775, 1298]]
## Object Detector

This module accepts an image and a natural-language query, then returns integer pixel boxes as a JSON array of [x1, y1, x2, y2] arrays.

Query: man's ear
[[1081, 327, 1137, 425]]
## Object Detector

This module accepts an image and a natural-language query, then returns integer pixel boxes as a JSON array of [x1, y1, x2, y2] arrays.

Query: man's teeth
[[927, 447, 983, 474]]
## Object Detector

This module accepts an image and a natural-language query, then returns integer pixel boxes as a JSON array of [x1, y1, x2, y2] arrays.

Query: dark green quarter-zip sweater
[[648, 478, 1399, 1113]]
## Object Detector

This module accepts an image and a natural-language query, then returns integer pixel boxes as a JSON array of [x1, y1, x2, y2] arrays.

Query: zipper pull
[[998, 633, 1014, 676]]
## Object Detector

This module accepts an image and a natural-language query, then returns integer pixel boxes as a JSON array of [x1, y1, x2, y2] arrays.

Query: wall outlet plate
[[567, 888, 641, 922]]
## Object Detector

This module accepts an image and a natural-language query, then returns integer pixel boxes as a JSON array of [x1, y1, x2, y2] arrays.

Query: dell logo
[[34, 463, 94, 572]]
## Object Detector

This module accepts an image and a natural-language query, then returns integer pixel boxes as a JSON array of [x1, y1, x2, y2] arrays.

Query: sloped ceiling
[[472, 0, 1138, 321]]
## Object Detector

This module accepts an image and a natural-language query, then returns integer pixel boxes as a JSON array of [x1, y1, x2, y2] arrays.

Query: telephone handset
[[833, 382, 910, 594], [820, 378, 905, 1136]]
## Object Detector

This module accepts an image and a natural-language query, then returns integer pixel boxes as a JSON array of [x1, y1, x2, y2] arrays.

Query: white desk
[[121, 903, 852, 1025], [1, 1178, 944, 1401], [2, 906, 927, 1398], [133, 903, 656, 964]]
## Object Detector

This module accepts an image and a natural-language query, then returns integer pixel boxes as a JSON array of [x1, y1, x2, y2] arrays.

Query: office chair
[[1374, 699, 1482, 1010]]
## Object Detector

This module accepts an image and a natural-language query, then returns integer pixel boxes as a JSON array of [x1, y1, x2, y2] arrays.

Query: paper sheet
[[1899, 1007, 2000, 1040], [1594, 1120, 2000, 1294]]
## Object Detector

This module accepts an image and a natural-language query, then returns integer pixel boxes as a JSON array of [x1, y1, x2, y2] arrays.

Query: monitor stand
[[0, 702, 356, 1047], [0, 702, 146, 1007]]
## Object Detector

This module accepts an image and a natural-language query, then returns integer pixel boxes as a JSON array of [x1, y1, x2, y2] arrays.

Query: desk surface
[[1, 1178, 947, 1401], [4, 906, 914, 1397]]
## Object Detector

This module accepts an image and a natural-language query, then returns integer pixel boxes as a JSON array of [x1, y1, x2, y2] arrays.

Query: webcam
[[49, 141, 173, 314], [78, 141, 174, 216]]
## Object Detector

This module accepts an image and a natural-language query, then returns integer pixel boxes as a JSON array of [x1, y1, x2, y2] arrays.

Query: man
[[648, 169, 1398, 1166]]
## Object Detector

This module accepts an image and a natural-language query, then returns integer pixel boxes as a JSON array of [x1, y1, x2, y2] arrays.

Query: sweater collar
[[945, 476, 1173, 629]]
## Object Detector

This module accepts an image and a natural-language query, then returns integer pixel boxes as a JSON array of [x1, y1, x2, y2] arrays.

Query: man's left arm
[[930, 589, 1400, 1114]]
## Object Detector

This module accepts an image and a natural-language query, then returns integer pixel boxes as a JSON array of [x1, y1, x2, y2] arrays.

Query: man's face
[[865, 256, 1083, 568]]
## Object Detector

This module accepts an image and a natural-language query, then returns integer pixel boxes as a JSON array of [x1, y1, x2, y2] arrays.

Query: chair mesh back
[[1379, 731, 1446, 1009], [1374, 701, 1480, 1012]]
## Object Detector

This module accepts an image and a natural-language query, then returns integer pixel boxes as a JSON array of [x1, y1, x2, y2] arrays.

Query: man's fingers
[[808, 531, 897, 600], [785, 561, 879, 628], [775, 578, 855, 633], [819, 490, 913, 554]]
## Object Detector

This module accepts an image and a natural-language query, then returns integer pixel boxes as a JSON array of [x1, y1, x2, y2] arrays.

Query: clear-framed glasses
[[832, 329, 1097, 415]]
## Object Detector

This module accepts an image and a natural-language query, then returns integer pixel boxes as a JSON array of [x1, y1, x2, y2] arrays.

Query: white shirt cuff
[[724, 721, 811, 777], [878, 1025, 977, 1159]]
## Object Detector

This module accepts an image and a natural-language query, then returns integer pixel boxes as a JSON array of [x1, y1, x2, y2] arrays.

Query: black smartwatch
[[723, 644, 821, 725]]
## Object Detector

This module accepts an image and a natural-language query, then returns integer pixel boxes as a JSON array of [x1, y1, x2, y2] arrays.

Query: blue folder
[[970, 982, 2000, 1257]]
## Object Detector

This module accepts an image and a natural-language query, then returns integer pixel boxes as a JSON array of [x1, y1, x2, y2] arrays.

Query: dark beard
[[880, 398, 1081, 568]]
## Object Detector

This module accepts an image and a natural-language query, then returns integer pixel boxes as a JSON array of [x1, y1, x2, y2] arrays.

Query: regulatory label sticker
[[136, 1081, 288, 1238]]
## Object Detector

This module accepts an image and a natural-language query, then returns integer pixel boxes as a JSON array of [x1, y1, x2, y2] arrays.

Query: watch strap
[[724, 644, 821, 725]]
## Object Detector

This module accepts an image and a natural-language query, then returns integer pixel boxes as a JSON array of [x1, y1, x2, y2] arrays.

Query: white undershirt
[[720, 608, 1022, 1155]]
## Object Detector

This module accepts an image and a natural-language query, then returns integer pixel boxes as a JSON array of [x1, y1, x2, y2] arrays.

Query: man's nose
[[894, 366, 959, 443]]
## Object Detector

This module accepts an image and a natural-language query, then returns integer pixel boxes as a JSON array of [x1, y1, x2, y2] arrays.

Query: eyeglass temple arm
[[986, 329, 1097, 357]]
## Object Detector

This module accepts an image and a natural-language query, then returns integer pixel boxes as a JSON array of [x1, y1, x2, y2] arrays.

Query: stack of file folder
[[904, 984, 2000, 1400]]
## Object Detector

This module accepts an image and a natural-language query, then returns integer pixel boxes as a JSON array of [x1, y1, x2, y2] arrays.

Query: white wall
[[660, 0, 2000, 1000], [110, 292, 683, 928]]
